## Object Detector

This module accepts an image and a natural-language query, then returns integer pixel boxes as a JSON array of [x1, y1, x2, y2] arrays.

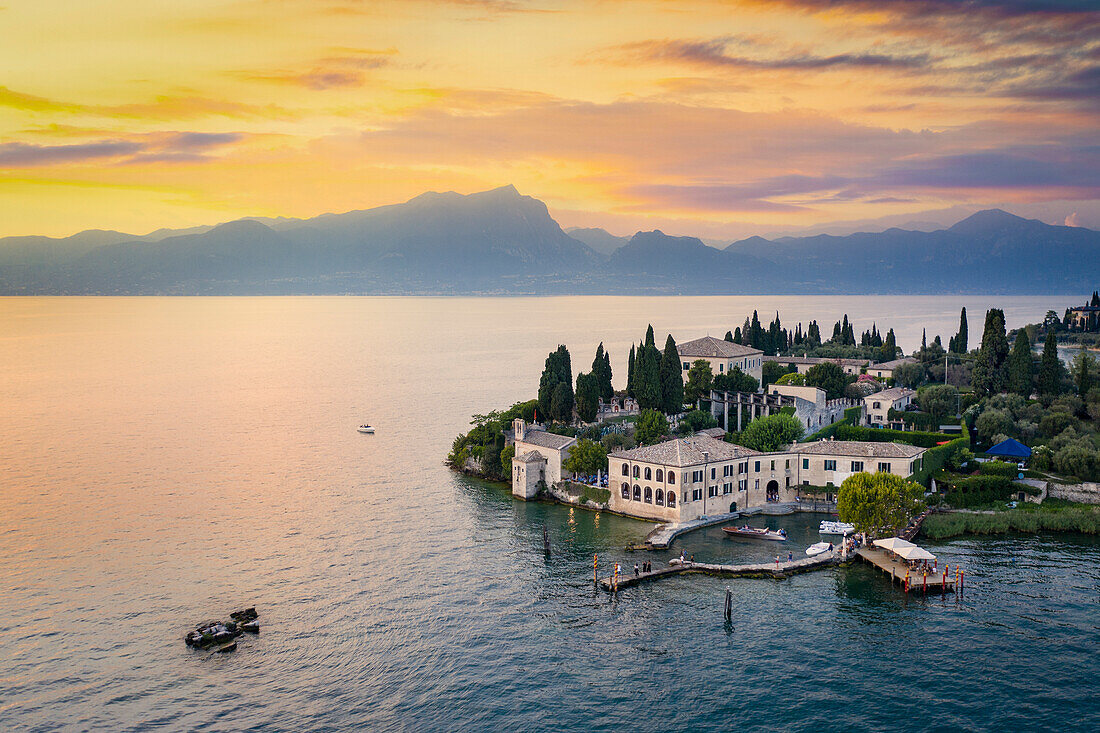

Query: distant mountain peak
[[948, 208, 1031, 232]]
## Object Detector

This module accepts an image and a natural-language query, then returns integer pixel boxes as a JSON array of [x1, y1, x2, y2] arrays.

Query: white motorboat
[[806, 542, 832, 557], [723, 525, 787, 541], [819, 520, 855, 536], [357, 424, 375, 434]]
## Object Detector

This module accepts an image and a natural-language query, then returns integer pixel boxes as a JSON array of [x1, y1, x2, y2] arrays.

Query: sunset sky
[[1, 0, 1098, 238]]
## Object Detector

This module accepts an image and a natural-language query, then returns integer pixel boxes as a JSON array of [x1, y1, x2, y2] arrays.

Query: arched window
[[655, 489, 665, 506], [667, 492, 676, 507], [668, 473, 675, 485], [633, 485, 641, 501], [644, 467, 652, 481], [644, 487, 652, 503], [633, 465, 640, 478], [655, 469, 664, 482], [621, 482, 629, 499], [621, 463, 629, 476]]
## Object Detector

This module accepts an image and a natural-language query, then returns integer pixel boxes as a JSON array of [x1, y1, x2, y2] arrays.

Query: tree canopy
[[1038, 330, 1063, 398], [972, 308, 1009, 396], [1006, 331, 1034, 397], [635, 409, 670, 445], [659, 334, 684, 414], [837, 472, 924, 537], [736, 413, 804, 452], [574, 371, 600, 423], [563, 438, 608, 476], [714, 365, 758, 393], [684, 359, 714, 404], [804, 361, 851, 400]]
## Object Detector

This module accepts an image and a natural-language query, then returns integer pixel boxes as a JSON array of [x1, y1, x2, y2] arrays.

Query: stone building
[[772, 356, 869, 376], [865, 357, 917, 381], [677, 336, 764, 383], [767, 384, 856, 434], [510, 419, 576, 499]]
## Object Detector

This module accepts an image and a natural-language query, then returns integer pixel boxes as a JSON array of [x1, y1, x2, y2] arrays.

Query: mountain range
[[2, 185, 1097, 295]]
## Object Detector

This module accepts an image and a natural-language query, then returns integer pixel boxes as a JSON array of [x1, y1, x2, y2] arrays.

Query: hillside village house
[[510, 419, 576, 499], [608, 435, 927, 522], [767, 384, 854, 433], [865, 357, 917, 380], [775, 356, 869, 376], [863, 387, 914, 428], [677, 336, 763, 383]]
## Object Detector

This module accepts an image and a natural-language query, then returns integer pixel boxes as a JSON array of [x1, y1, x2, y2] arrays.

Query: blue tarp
[[985, 438, 1032, 459]]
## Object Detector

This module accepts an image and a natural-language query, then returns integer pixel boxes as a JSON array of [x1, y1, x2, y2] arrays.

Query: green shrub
[[833, 423, 955, 448], [910, 434, 969, 487], [979, 460, 1019, 478]]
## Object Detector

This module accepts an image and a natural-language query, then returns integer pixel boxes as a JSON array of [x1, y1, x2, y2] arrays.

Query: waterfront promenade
[[856, 547, 956, 593], [599, 551, 840, 591]]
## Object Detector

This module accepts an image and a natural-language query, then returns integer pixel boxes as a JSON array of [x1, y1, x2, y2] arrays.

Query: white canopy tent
[[873, 537, 914, 552], [894, 545, 936, 562]]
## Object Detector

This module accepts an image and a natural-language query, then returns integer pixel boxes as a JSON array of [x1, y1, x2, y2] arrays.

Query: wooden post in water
[[543, 525, 550, 555], [724, 587, 733, 622]]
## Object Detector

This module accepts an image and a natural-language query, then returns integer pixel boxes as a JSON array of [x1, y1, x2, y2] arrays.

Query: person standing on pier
[[634, 563, 639, 576], [787, 551, 793, 563]]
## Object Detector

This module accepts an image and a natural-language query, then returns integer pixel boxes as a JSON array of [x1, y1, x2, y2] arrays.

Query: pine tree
[[1007, 331, 1034, 397], [626, 344, 636, 397], [1038, 330, 1061, 397], [659, 334, 684, 414], [972, 309, 1009, 396]]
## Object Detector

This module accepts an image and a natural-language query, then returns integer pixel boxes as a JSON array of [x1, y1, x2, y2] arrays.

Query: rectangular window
[[683, 362, 690, 370], [709, 486, 718, 497], [878, 462, 891, 473], [785, 459, 790, 469], [692, 488, 702, 501], [802, 458, 809, 470], [851, 461, 863, 472], [723, 465, 732, 477], [803, 480, 809, 486], [754, 479, 759, 490], [711, 467, 716, 480], [785, 477, 791, 487], [754, 461, 760, 472], [719, 364, 724, 372], [824, 460, 836, 471], [770, 460, 775, 471], [738, 479, 747, 491], [723, 482, 732, 494]]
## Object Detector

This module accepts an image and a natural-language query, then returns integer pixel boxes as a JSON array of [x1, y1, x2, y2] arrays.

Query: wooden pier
[[856, 548, 955, 593], [599, 551, 840, 591]]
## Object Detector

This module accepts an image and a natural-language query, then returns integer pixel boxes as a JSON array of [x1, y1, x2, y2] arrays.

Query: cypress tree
[[538, 345, 572, 421], [602, 349, 612, 398], [592, 343, 613, 400], [635, 340, 662, 410], [807, 321, 820, 345], [879, 329, 897, 363], [1038, 330, 1061, 397], [574, 372, 599, 422], [734, 327, 742, 344], [951, 307, 968, 353], [750, 311, 763, 348], [550, 381, 574, 423], [724, 330, 734, 342], [921, 329, 927, 351], [644, 324, 656, 350], [659, 334, 684, 414], [1006, 331, 1034, 397], [626, 344, 636, 397], [972, 309, 1008, 395]]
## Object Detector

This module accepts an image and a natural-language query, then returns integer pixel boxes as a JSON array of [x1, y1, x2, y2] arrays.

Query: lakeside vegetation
[[923, 502, 1100, 539]]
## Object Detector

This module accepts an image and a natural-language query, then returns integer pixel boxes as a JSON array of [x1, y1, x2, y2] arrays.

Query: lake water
[[2, 295, 1097, 732]]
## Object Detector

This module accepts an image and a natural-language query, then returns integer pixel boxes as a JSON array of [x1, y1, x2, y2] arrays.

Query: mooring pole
[[543, 525, 550, 555], [593, 554, 598, 584], [724, 588, 733, 621]]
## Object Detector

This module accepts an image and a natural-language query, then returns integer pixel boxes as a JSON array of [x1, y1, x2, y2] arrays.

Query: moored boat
[[722, 525, 787, 541], [357, 424, 375, 434], [819, 520, 855, 536], [806, 541, 832, 557]]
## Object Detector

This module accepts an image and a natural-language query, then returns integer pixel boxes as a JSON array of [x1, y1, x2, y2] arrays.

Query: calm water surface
[[1, 296, 1097, 732]]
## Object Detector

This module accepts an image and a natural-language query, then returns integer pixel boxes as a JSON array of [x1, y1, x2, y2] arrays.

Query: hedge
[[978, 460, 1019, 478], [910, 433, 970, 488], [937, 474, 1039, 508], [833, 423, 955, 449]]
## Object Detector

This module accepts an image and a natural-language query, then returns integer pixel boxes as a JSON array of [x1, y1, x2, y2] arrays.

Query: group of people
[[634, 561, 654, 575]]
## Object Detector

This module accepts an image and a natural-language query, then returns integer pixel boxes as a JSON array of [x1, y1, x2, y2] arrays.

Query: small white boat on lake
[[723, 525, 787, 542], [806, 542, 832, 557], [357, 424, 375, 434], [819, 520, 855, 536]]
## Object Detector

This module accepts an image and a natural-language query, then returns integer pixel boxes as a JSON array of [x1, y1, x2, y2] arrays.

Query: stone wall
[[1047, 481, 1100, 505]]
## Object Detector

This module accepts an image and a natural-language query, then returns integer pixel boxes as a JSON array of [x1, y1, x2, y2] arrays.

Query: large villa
[[509, 334, 930, 522]]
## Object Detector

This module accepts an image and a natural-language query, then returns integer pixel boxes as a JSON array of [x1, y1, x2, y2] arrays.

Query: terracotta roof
[[866, 387, 914, 403], [516, 430, 576, 451], [678, 336, 762, 359], [610, 435, 761, 467], [869, 358, 917, 371], [770, 356, 869, 367], [789, 440, 925, 459]]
